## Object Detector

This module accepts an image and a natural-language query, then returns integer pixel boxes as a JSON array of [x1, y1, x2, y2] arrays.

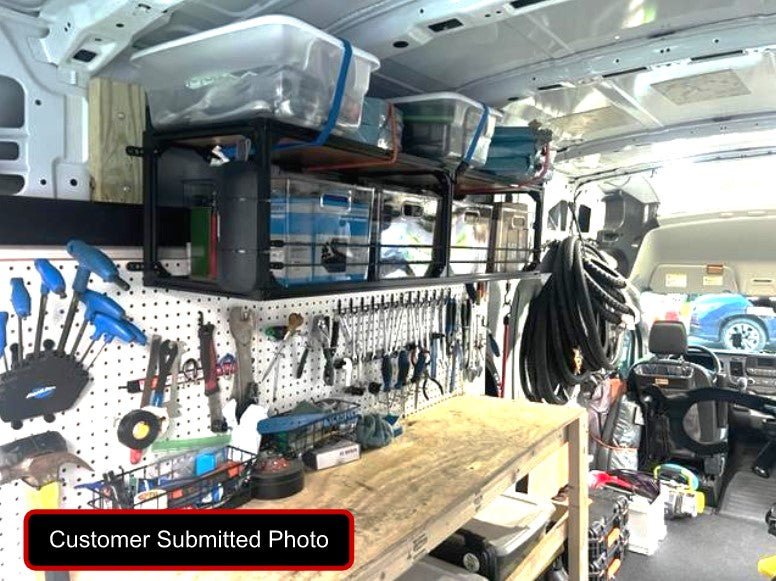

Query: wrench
[[228, 306, 256, 410], [165, 341, 185, 418]]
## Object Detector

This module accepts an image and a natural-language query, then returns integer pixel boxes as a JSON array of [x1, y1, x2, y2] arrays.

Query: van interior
[[2, 1, 776, 580]]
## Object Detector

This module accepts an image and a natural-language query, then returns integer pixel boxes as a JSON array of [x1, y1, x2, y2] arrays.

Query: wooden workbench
[[77, 395, 588, 581]]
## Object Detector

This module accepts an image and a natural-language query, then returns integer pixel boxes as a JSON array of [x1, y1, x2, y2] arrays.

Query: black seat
[[630, 321, 728, 476]]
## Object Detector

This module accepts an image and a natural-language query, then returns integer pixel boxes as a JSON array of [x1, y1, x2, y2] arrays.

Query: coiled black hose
[[519, 237, 636, 404]]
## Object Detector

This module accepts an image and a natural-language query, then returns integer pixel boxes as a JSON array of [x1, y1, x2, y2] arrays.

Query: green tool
[[151, 434, 231, 453]]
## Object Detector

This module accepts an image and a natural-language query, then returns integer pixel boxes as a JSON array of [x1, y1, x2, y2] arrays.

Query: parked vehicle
[[689, 294, 775, 352]]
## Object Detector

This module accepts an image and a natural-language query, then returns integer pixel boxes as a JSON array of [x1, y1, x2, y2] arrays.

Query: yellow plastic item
[[26, 481, 59, 510], [758, 554, 776, 578], [27, 482, 59, 581], [695, 489, 706, 515]]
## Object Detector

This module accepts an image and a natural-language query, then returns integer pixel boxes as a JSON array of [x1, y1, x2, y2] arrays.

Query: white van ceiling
[[4, 0, 776, 179]]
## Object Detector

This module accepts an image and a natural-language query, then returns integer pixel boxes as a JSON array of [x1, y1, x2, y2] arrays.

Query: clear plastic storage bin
[[449, 201, 493, 274], [377, 189, 439, 278], [270, 176, 373, 287], [490, 202, 531, 274], [132, 15, 380, 130], [431, 489, 555, 580], [391, 93, 501, 167], [350, 97, 404, 150]]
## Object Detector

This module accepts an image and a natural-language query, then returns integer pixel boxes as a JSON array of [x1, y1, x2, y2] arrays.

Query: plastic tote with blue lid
[[131, 15, 380, 131], [390, 92, 502, 167]]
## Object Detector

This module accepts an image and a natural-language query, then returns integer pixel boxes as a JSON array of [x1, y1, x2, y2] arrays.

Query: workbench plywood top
[[75, 395, 583, 581]]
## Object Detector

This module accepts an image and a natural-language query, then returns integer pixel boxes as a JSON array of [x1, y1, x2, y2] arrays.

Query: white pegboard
[[0, 247, 485, 580]]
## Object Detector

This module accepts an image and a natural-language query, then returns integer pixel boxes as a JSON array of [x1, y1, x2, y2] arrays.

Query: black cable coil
[[519, 236, 636, 404]]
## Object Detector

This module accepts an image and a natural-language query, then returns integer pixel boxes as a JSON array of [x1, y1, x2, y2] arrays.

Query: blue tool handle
[[10, 278, 31, 318], [395, 350, 410, 389], [90, 313, 135, 344], [151, 390, 164, 408], [34, 259, 66, 298], [81, 289, 125, 321], [488, 332, 501, 357], [66, 240, 130, 291], [257, 413, 327, 434], [123, 320, 148, 346], [430, 339, 438, 379], [381, 355, 392, 391], [0, 311, 7, 352]]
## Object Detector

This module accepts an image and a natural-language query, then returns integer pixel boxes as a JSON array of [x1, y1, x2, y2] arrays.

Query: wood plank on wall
[[88, 77, 145, 204]]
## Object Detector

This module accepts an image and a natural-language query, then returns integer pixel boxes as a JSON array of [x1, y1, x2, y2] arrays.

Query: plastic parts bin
[[431, 490, 554, 580], [449, 201, 492, 275], [269, 175, 373, 287], [132, 15, 380, 131], [351, 97, 404, 150], [391, 93, 502, 167], [484, 126, 537, 175], [489, 202, 531, 274], [377, 189, 439, 278]]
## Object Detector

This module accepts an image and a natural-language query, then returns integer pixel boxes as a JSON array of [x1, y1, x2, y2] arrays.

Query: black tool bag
[[430, 529, 500, 580]]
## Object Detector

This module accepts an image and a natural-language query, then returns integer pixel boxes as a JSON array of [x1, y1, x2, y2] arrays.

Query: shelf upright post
[[432, 171, 454, 278], [255, 118, 275, 297]]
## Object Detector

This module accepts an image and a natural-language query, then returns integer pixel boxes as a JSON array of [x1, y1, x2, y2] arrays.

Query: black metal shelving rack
[[138, 117, 544, 300]]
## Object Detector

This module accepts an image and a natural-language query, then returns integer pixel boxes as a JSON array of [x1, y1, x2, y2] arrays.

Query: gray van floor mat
[[719, 470, 776, 522], [620, 514, 773, 581]]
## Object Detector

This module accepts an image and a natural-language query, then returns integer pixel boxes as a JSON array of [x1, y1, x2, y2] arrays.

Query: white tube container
[[131, 15, 380, 131]]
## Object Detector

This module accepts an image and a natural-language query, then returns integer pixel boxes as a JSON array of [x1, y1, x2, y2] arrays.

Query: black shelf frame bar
[[141, 117, 544, 300]]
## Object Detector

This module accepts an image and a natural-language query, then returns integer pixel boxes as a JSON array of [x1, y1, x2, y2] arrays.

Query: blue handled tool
[[122, 319, 148, 347], [10, 278, 31, 365], [79, 314, 137, 370], [57, 240, 131, 355], [395, 349, 410, 389], [0, 311, 8, 371], [33, 259, 66, 357], [69, 290, 126, 357]]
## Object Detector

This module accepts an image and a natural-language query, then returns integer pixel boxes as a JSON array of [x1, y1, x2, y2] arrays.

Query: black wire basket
[[88, 446, 256, 509]]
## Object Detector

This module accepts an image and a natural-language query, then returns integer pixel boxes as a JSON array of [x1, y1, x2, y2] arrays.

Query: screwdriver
[[69, 290, 125, 357], [58, 240, 130, 355], [79, 313, 139, 369], [10, 278, 31, 364], [33, 259, 66, 357], [0, 312, 7, 371]]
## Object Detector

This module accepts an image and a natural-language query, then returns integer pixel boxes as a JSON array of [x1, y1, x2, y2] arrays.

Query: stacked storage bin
[[270, 175, 374, 287], [377, 189, 439, 278], [449, 201, 493, 275], [132, 15, 380, 132], [589, 488, 630, 581], [351, 97, 404, 150], [428, 489, 555, 580], [391, 93, 502, 167], [482, 126, 551, 180]]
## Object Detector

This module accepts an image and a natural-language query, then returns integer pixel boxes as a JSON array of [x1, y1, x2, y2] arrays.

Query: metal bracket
[[127, 261, 169, 276], [30, 0, 187, 77]]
